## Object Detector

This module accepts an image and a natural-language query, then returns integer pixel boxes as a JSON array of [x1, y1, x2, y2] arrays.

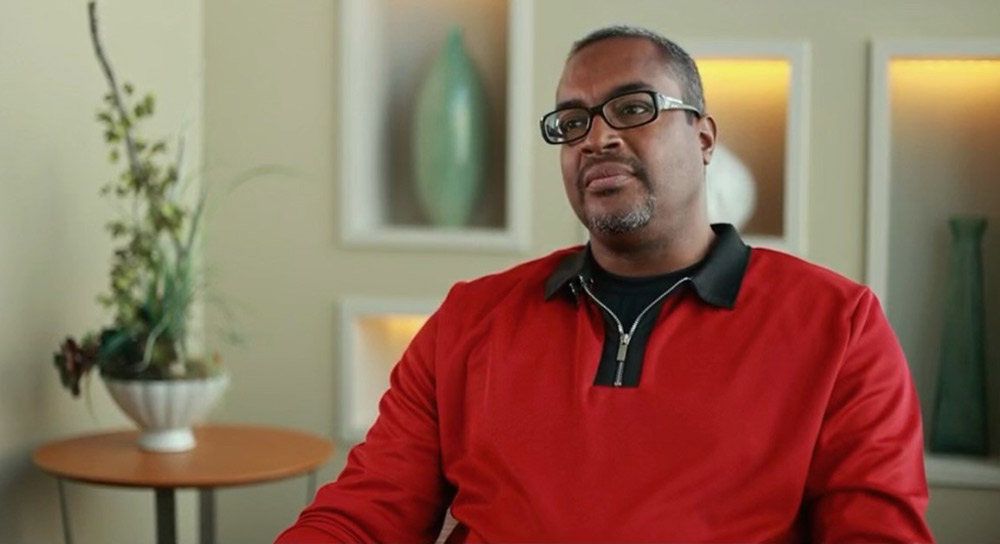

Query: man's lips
[[582, 162, 634, 191]]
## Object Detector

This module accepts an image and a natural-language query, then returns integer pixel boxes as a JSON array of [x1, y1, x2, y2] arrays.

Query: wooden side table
[[33, 424, 333, 544]]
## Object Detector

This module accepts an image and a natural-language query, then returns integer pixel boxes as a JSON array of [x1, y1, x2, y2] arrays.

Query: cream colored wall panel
[[0, 0, 203, 541]]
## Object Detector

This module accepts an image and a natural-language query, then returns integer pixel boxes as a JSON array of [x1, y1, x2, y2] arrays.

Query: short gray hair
[[569, 25, 705, 119]]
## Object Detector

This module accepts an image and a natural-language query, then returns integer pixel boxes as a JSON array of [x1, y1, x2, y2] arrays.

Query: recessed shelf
[[575, 42, 810, 251], [337, 297, 436, 443], [926, 454, 1000, 490], [866, 39, 1000, 465], [690, 41, 810, 255], [338, 0, 532, 251]]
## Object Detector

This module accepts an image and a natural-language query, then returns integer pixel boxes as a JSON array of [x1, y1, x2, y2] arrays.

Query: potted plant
[[52, 1, 228, 452]]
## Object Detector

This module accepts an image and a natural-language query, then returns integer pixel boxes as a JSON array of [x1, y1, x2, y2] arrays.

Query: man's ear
[[698, 114, 718, 165]]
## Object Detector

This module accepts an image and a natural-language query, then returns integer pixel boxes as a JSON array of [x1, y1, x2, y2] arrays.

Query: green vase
[[412, 27, 488, 227], [930, 215, 989, 455]]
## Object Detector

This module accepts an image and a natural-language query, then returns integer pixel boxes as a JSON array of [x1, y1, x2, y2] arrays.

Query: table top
[[32, 424, 334, 489]]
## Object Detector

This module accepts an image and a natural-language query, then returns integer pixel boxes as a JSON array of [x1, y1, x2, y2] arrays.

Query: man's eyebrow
[[605, 81, 653, 98], [554, 81, 654, 111]]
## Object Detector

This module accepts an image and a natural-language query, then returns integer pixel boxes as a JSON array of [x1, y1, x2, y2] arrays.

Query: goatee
[[579, 154, 655, 235], [586, 194, 655, 234]]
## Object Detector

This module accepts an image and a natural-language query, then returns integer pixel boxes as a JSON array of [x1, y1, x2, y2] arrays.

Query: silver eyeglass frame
[[539, 90, 703, 145]]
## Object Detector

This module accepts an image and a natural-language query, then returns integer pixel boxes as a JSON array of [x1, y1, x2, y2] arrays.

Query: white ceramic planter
[[102, 373, 230, 452]]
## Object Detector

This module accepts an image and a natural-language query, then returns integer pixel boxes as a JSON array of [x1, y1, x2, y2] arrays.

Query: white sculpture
[[705, 143, 757, 230]]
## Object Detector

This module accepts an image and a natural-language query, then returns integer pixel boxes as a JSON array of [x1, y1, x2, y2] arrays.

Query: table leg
[[154, 488, 176, 544], [56, 478, 74, 544], [199, 487, 215, 544], [306, 470, 317, 505]]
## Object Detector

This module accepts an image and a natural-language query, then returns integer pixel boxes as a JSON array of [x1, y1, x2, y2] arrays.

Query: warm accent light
[[695, 59, 790, 97], [366, 314, 429, 346], [890, 58, 1000, 100]]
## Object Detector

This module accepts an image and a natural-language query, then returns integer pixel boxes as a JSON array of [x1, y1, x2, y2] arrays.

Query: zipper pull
[[614, 333, 630, 386]]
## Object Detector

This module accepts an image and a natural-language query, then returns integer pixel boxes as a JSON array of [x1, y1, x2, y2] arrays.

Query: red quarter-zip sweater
[[276, 227, 932, 542]]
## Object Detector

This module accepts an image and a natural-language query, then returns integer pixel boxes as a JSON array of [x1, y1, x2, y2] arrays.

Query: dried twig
[[87, 0, 141, 181]]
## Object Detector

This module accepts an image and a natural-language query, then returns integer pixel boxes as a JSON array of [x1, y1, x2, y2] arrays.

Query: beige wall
[[0, 0, 203, 542], [2, 0, 999, 542]]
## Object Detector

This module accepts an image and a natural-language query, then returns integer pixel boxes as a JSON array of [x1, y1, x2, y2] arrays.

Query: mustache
[[576, 153, 650, 192]]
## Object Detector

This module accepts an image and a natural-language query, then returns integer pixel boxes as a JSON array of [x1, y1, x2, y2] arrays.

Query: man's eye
[[559, 117, 587, 132], [617, 102, 651, 116]]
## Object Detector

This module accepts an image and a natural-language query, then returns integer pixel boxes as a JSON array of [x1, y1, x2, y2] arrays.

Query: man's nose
[[581, 114, 623, 154]]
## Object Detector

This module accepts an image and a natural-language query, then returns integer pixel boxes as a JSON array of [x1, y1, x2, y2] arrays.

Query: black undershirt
[[589, 255, 702, 386]]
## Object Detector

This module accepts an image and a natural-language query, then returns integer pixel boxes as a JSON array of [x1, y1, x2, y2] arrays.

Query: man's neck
[[589, 224, 716, 277]]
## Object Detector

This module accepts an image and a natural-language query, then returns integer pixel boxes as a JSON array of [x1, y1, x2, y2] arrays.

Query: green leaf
[[97, 112, 114, 124], [108, 149, 119, 163], [160, 203, 180, 224], [113, 275, 131, 291], [123, 82, 134, 95], [106, 221, 127, 237]]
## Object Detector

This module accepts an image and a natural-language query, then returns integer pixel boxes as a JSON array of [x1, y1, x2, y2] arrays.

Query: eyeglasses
[[539, 90, 702, 145]]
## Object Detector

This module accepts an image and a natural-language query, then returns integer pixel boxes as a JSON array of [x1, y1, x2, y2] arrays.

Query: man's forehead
[[555, 40, 678, 103]]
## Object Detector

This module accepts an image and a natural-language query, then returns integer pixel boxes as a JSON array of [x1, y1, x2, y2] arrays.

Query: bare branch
[[88, 0, 141, 181]]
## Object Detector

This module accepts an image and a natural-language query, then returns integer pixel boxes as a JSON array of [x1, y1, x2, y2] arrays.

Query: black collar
[[543, 223, 751, 309]]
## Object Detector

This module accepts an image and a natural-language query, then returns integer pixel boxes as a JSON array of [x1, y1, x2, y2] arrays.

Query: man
[[277, 26, 932, 542]]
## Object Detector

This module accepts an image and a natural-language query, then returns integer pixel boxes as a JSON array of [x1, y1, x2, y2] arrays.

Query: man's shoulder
[[745, 246, 873, 306], [461, 246, 582, 292], [441, 246, 582, 307]]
